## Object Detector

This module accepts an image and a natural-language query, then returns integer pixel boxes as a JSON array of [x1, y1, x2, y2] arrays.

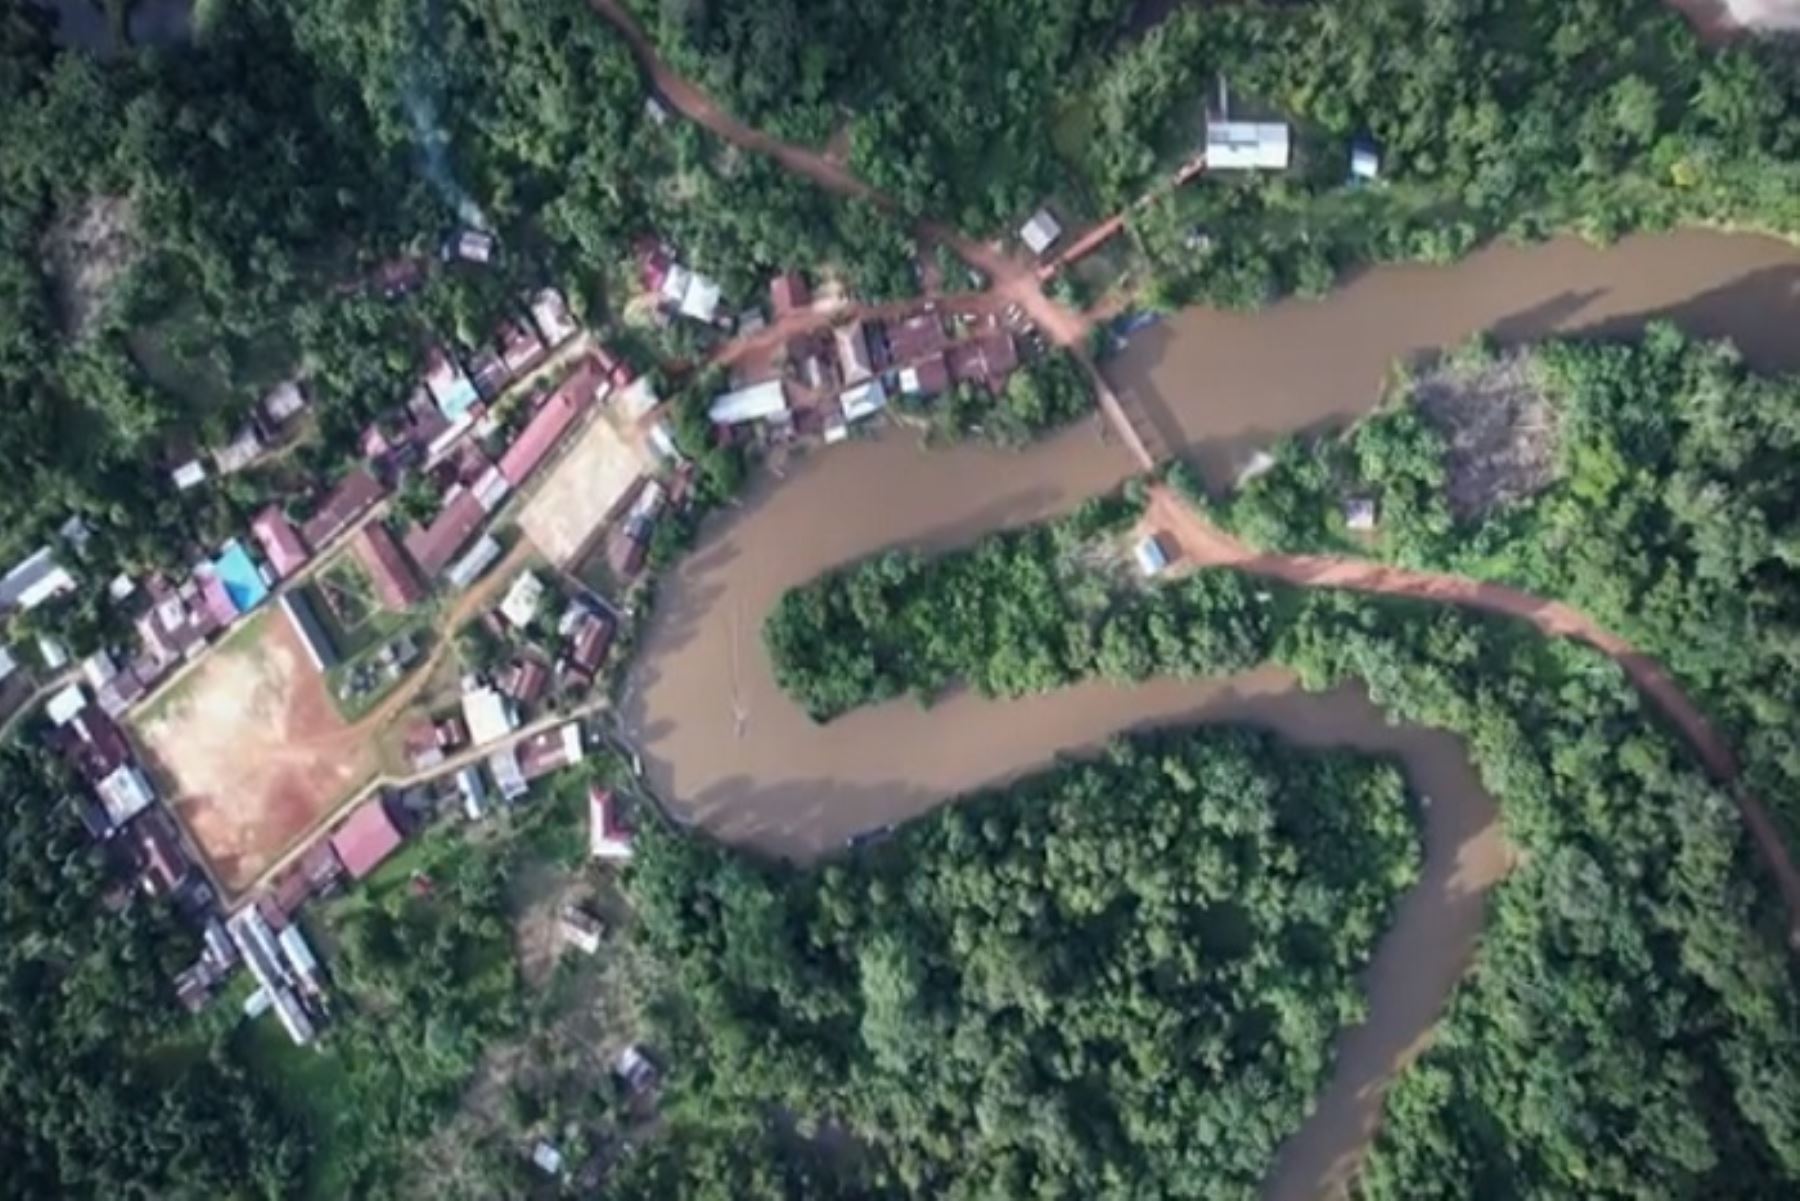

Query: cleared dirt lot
[[134, 612, 379, 893], [517, 410, 655, 566]]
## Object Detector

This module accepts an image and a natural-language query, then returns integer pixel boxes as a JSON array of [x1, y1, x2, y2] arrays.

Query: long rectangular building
[[279, 590, 338, 672]]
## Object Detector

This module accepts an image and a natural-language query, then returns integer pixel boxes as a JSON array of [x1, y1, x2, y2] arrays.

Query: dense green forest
[[1210, 325, 1800, 840], [0, 744, 304, 1198], [631, 723, 1421, 1198], [1124, 0, 1800, 308], [756, 502, 1800, 1197]]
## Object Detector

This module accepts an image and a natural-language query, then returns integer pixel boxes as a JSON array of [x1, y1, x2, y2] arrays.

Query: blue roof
[[214, 540, 270, 613], [439, 378, 480, 420]]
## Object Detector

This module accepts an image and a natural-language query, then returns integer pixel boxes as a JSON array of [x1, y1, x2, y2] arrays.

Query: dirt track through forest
[[1146, 485, 1800, 944]]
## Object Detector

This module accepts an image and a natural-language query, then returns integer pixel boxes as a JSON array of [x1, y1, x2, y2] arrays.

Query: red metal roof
[[330, 797, 404, 879], [355, 523, 426, 609], [403, 487, 488, 578], [300, 468, 385, 550], [496, 359, 602, 486], [569, 612, 615, 675], [770, 271, 809, 315], [251, 506, 310, 579], [197, 573, 238, 628], [886, 311, 948, 362]]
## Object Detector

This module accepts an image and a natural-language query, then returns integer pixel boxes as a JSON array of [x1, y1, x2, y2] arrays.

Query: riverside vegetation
[[631, 722, 1422, 1199], [751, 495, 1800, 1197], [1211, 324, 1800, 844], [625, 0, 1800, 306]]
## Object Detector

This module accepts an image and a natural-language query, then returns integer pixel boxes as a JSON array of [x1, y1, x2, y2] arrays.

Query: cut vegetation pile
[[1408, 347, 1558, 519]]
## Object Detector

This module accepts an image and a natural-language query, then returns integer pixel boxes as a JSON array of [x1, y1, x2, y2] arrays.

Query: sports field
[[134, 612, 379, 894]]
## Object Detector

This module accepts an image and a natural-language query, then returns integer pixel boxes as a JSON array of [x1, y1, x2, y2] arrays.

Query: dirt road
[[588, 0, 1096, 357], [1145, 485, 1800, 944]]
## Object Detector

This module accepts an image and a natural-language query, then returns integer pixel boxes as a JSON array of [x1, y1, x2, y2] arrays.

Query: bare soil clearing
[[1408, 348, 1556, 519], [44, 195, 140, 338], [135, 614, 377, 892], [518, 410, 656, 566]]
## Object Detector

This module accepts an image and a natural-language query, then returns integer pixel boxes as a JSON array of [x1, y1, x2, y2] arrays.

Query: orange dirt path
[[1145, 485, 1800, 945]]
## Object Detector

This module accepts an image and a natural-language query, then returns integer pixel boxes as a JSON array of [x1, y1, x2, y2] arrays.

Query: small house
[[445, 534, 502, 590], [262, 380, 307, 425], [708, 379, 789, 426], [488, 745, 528, 800], [97, 763, 156, 827], [498, 320, 546, 375], [251, 507, 310, 580], [424, 347, 480, 420], [529, 287, 580, 346], [530, 1142, 564, 1177], [590, 788, 633, 861], [212, 427, 265, 475], [330, 796, 405, 879], [448, 229, 496, 264], [1134, 533, 1171, 577], [170, 458, 208, 491], [769, 270, 809, 316], [1343, 496, 1378, 533], [0, 547, 76, 612], [500, 571, 545, 629], [1204, 121, 1291, 171], [1020, 208, 1063, 256], [559, 904, 605, 955], [840, 379, 888, 424], [615, 1045, 658, 1095], [462, 685, 520, 746], [835, 321, 874, 386], [456, 766, 489, 820]]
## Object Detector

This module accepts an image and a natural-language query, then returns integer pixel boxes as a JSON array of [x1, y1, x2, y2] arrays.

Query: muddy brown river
[[625, 229, 1800, 1198]]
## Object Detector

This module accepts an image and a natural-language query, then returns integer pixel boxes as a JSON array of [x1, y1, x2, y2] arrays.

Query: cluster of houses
[[238, 718, 638, 1046], [708, 275, 1026, 446], [423, 568, 620, 781], [639, 242, 725, 328], [0, 276, 674, 1036], [0, 286, 629, 728]]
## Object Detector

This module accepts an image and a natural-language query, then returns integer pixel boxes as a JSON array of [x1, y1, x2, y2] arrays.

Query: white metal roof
[[1134, 535, 1170, 577], [489, 746, 528, 799], [96, 764, 155, 825], [500, 572, 545, 628], [46, 682, 87, 726], [0, 547, 75, 611], [708, 379, 789, 425], [462, 687, 520, 745], [1020, 208, 1062, 255], [840, 379, 888, 424], [446, 535, 502, 590], [1205, 121, 1291, 171], [680, 272, 722, 323]]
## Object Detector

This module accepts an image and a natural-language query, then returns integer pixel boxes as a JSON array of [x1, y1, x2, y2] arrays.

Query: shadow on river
[[626, 229, 1800, 1198]]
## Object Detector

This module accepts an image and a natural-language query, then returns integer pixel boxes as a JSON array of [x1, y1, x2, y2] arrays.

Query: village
[[0, 159, 1128, 1180], [0, 85, 1346, 1043], [0, 23, 1396, 1175]]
